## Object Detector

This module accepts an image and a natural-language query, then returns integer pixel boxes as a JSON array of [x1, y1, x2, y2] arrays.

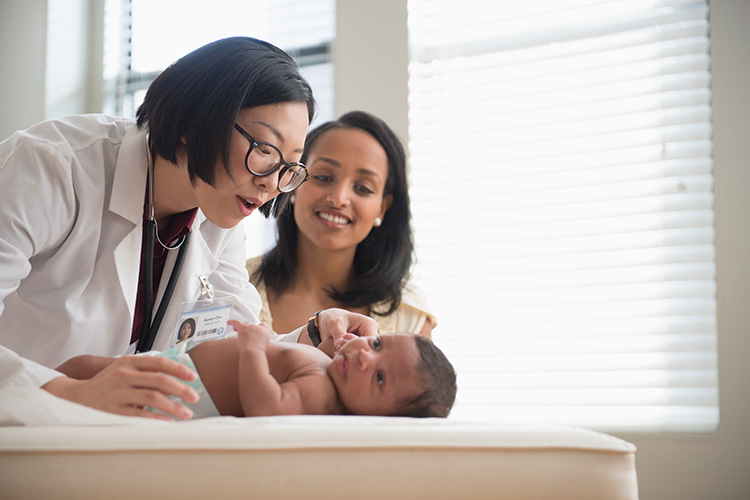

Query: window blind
[[407, 0, 717, 432]]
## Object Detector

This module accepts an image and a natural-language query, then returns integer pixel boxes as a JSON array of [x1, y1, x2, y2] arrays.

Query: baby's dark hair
[[394, 335, 457, 418]]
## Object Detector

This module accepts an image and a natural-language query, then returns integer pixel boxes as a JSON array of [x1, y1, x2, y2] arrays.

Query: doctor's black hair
[[136, 36, 316, 217], [252, 110, 414, 315]]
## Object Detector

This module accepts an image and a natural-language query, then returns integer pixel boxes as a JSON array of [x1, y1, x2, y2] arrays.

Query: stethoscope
[[136, 135, 191, 353]]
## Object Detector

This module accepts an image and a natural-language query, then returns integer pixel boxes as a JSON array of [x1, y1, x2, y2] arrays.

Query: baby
[[59, 320, 457, 419]]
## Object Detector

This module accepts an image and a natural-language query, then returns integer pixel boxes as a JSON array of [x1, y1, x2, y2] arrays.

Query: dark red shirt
[[130, 209, 198, 345]]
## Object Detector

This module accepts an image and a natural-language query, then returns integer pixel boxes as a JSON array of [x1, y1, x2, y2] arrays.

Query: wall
[[334, 0, 410, 144], [0, 0, 47, 139], [0, 1, 748, 498]]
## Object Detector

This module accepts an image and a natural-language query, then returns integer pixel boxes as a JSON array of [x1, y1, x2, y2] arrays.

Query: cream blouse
[[245, 256, 437, 336]]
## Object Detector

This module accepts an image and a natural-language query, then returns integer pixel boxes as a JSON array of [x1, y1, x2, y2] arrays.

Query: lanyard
[[136, 136, 191, 353]]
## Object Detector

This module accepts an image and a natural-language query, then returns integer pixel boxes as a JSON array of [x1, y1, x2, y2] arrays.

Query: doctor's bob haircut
[[136, 36, 316, 217]]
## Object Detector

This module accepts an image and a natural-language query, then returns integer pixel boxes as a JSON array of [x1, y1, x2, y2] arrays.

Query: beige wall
[[1, 1, 748, 498], [334, 0, 410, 144], [0, 0, 47, 139]]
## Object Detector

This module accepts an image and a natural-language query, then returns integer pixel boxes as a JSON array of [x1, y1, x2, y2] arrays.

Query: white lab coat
[[0, 114, 262, 388]]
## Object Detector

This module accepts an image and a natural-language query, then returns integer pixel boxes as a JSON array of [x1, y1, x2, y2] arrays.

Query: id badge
[[172, 275, 234, 346]]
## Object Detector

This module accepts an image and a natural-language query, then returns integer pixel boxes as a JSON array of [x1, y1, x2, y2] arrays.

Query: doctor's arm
[[0, 344, 199, 420], [44, 354, 200, 420]]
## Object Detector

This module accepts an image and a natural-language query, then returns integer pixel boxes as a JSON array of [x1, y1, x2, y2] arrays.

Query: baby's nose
[[357, 347, 374, 370]]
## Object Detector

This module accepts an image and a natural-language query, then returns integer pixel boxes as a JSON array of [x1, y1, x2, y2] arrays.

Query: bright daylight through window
[[407, 0, 717, 432]]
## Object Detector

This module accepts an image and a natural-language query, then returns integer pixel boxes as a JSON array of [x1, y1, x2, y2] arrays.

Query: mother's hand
[[43, 355, 199, 421], [312, 308, 378, 345]]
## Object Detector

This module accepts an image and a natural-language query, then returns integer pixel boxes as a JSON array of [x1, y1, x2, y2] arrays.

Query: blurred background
[[1, 1, 748, 498]]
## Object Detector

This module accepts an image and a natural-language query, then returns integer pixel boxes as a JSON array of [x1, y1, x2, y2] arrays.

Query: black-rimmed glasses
[[233, 123, 309, 192]]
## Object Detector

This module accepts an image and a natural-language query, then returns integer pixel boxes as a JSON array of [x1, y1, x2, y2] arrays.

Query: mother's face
[[292, 127, 393, 252]]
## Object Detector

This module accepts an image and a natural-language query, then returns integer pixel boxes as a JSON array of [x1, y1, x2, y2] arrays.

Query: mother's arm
[[274, 308, 378, 350]]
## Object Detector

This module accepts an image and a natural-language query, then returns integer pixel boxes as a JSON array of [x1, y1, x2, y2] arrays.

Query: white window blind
[[407, 0, 717, 432]]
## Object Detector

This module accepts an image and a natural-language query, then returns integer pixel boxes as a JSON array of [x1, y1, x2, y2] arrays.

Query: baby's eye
[[376, 371, 384, 386], [373, 337, 381, 350]]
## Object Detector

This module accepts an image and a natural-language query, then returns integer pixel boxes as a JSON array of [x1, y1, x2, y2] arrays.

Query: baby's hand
[[230, 320, 271, 352], [333, 332, 357, 356]]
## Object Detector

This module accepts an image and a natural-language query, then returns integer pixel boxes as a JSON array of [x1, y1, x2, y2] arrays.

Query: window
[[103, 0, 335, 257], [407, 0, 717, 432]]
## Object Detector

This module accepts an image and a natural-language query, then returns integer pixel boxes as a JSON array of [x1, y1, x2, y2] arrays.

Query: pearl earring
[[290, 194, 296, 204], [374, 217, 382, 227]]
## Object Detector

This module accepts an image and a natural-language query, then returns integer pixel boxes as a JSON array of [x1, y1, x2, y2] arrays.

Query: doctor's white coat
[[0, 115, 262, 388]]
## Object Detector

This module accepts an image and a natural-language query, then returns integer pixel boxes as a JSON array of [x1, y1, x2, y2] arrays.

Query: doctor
[[0, 37, 377, 420]]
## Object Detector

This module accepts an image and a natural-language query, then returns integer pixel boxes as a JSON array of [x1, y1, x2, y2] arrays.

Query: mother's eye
[[355, 184, 375, 195]]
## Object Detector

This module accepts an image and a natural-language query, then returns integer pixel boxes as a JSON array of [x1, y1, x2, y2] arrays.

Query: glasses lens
[[278, 165, 307, 193], [247, 143, 282, 175]]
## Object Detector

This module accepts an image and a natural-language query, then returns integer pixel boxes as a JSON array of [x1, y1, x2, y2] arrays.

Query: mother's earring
[[290, 194, 296, 204], [374, 217, 382, 227]]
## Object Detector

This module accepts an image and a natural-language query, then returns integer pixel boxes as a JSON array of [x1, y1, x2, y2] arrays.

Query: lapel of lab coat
[[109, 126, 148, 327], [108, 126, 220, 351]]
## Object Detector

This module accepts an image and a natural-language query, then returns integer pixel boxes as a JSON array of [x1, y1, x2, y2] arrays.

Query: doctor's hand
[[43, 355, 199, 421]]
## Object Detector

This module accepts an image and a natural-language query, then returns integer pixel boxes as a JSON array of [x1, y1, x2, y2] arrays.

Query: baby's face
[[327, 334, 423, 416]]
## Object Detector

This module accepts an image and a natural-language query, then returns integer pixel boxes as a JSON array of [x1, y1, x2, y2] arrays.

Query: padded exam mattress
[[0, 388, 638, 500]]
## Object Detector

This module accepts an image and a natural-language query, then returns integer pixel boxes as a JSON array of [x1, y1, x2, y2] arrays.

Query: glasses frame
[[233, 123, 309, 192]]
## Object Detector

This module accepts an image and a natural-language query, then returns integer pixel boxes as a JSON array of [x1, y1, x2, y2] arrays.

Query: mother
[[0, 37, 375, 420], [248, 111, 436, 339]]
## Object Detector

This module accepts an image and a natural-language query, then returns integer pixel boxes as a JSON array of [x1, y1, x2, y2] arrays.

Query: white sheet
[[0, 387, 168, 426]]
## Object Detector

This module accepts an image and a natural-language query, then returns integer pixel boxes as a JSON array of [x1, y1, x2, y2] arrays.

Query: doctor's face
[[192, 102, 309, 229]]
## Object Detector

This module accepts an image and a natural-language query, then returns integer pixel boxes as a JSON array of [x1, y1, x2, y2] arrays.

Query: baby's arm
[[230, 320, 328, 416]]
